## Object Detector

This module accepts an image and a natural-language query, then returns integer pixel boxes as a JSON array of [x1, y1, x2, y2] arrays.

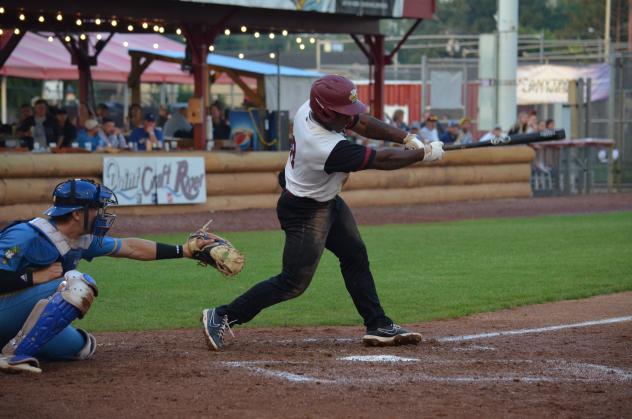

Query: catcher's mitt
[[186, 220, 245, 276]]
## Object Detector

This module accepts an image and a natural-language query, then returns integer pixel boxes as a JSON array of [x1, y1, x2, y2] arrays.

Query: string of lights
[[0, 7, 319, 60]]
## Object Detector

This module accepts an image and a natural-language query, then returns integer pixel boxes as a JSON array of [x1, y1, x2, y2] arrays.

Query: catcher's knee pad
[[1, 271, 98, 358], [60, 270, 98, 317]]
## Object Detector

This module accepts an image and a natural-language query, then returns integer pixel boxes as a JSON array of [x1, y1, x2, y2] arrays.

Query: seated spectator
[[17, 99, 56, 150], [54, 108, 77, 148], [437, 114, 449, 136], [391, 109, 409, 131], [545, 119, 555, 130], [479, 125, 503, 143], [508, 111, 528, 135], [125, 103, 143, 132], [526, 110, 538, 133], [440, 121, 459, 144], [211, 102, 231, 140], [99, 118, 128, 149], [157, 105, 169, 128], [163, 106, 193, 138], [129, 113, 163, 151], [15, 103, 33, 128], [96, 103, 110, 123], [456, 117, 473, 145], [409, 122, 421, 136], [419, 115, 439, 142], [76, 119, 104, 151]]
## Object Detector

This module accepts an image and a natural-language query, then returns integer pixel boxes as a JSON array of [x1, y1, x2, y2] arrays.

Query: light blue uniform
[[0, 217, 121, 359]]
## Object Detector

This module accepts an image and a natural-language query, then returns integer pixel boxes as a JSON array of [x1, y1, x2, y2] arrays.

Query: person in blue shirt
[[128, 113, 163, 151], [439, 121, 459, 145], [76, 119, 104, 151], [0, 179, 214, 373]]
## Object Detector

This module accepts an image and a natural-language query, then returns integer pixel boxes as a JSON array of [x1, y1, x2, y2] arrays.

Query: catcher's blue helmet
[[44, 179, 118, 242]]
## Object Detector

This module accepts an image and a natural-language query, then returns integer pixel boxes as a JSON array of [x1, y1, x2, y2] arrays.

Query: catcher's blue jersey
[[0, 218, 121, 287]]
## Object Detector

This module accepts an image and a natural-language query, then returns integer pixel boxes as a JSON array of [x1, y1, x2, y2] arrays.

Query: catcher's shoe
[[201, 308, 234, 351], [0, 355, 42, 374], [362, 324, 422, 347]]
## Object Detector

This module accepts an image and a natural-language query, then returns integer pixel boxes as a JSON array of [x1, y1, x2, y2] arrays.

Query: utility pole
[[628, 0, 632, 52], [605, 0, 611, 59], [496, 0, 519, 132]]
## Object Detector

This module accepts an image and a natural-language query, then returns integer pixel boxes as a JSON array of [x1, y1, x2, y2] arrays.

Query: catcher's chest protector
[[284, 101, 349, 202]]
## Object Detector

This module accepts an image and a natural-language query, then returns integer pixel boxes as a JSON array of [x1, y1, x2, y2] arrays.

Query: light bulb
[[111, 19, 117, 27], [13, 28, 19, 35], [224, 28, 230, 35], [56, 13, 62, 21], [209, 45, 215, 52], [95, 18, 101, 25], [269, 33, 275, 39], [153, 43, 159, 49], [75, 18, 82, 26], [238, 53, 244, 59], [80, 33, 86, 40], [309, 37, 315, 44], [269, 52, 276, 59], [299, 44, 305, 50], [38, 16, 44, 23], [123, 41, 128, 47], [96, 34, 102, 40], [48, 35, 54, 42], [282, 30, 288, 36], [127, 24, 134, 31], [296, 37, 302, 44], [240, 26, 247, 32], [19, 13, 25, 21], [254, 31, 260, 38], [142, 22, 148, 29], [176, 28, 182, 35]]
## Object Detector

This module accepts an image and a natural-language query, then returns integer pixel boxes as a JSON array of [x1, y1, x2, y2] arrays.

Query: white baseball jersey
[[284, 100, 375, 202]]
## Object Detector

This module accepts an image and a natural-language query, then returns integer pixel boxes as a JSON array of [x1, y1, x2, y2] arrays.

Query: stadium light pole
[[496, 0, 519, 132]]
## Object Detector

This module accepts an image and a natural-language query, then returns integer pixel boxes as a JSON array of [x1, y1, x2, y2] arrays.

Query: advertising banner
[[516, 63, 610, 105], [103, 157, 206, 206]]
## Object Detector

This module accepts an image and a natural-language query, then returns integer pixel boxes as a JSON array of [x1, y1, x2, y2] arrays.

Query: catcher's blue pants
[[220, 191, 390, 329], [0, 279, 86, 360]]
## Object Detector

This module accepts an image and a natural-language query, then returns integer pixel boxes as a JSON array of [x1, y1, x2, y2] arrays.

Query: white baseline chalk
[[438, 315, 632, 343]]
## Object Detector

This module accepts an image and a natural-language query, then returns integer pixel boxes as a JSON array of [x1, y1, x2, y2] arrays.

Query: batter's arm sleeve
[[324, 141, 375, 174]]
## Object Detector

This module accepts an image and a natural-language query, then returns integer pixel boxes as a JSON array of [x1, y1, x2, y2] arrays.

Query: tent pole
[[1, 76, 7, 124]]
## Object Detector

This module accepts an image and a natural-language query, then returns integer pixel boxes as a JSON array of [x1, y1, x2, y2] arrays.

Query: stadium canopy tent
[[129, 48, 322, 118], [0, 0, 435, 149]]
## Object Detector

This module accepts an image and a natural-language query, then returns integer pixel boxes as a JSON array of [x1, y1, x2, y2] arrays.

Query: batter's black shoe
[[362, 324, 422, 347], [201, 308, 234, 351]]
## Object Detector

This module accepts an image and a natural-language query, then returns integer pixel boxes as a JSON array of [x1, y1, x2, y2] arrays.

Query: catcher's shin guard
[[2, 271, 98, 362]]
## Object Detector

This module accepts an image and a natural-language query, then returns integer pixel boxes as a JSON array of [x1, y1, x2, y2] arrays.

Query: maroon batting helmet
[[310, 75, 367, 126]]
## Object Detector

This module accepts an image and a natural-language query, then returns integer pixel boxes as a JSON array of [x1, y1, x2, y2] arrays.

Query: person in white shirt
[[201, 74, 445, 350], [479, 125, 503, 143], [419, 115, 439, 142], [163, 107, 193, 138]]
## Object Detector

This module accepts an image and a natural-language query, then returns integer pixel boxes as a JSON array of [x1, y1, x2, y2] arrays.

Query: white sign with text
[[103, 157, 206, 206]]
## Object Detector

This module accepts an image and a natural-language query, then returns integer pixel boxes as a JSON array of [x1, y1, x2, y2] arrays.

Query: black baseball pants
[[218, 190, 391, 330]]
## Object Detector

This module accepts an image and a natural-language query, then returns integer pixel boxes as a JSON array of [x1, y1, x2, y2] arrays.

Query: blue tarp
[[130, 49, 323, 78]]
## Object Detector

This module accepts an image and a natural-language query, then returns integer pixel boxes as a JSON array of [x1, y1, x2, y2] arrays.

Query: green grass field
[[75, 211, 632, 332]]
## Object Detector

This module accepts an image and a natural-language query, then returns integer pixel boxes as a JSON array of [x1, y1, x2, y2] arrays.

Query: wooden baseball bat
[[443, 129, 566, 151]]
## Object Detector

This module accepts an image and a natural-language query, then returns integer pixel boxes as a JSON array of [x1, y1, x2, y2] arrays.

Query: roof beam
[[0, 31, 24, 68]]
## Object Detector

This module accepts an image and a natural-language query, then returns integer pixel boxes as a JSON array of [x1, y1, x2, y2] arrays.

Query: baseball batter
[[0, 179, 242, 373], [202, 74, 444, 350]]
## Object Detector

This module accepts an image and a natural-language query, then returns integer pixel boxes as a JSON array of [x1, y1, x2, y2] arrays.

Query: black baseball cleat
[[201, 308, 235, 351], [362, 324, 422, 347]]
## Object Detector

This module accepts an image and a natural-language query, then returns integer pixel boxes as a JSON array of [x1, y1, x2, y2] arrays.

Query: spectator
[[96, 103, 110, 123], [479, 125, 503, 143], [76, 119, 104, 151], [437, 114, 449, 136], [419, 110, 431, 128], [526, 110, 538, 133], [456, 117, 473, 145], [440, 121, 459, 144], [17, 99, 56, 150], [157, 105, 169, 128], [537, 120, 546, 131], [99, 118, 128, 149], [129, 113, 163, 151], [409, 122, 421, 136], [419, 115, 439, 142], [76, 101, 95, 129], [54, 108, 77, 148], [390, 109, 409, 131], [163, 106, 193, 138], [545, 119, 555, 130], [210, 102, 230, 140], [16, 104, 33, 127], [126, 103, 143, 132], [508, 111, 528, 135]]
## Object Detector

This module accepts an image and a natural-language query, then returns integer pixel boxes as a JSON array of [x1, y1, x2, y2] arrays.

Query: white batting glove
[[423, 141, 445, 162], [403, 134, 423, 150]]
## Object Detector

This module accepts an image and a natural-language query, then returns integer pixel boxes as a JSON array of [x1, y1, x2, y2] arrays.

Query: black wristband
[[0, 270, 33, 293], [156, 243, 183, 260]]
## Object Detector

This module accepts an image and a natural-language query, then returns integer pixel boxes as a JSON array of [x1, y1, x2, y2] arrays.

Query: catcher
[[0, 178, 243, 374]]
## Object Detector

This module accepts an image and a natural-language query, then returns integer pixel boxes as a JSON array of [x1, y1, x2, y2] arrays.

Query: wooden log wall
[[0, 147, 535, 222]]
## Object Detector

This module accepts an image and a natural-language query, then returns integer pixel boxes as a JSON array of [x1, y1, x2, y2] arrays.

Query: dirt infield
[[1, 292, 630, 418], [110, 192, 632, 236], [2, 194, 631, 418]]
